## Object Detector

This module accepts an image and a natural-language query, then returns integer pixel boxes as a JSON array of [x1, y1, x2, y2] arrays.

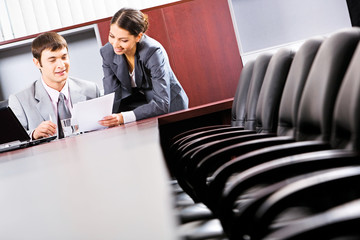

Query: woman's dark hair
[[111, 8, 149, 36]]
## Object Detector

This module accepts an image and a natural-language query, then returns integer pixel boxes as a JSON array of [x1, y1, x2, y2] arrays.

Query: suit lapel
[[113, 54, 132, 95], [134, 53, 144, 88], [68, 78, 87, 105], [34, 80, 56, 122]]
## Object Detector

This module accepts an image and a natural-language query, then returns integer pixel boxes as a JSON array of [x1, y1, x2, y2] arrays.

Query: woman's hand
[[98, 113, 124, 127]]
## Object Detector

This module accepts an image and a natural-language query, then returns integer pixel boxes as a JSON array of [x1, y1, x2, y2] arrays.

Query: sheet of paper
[[73, 93, 114, 132]]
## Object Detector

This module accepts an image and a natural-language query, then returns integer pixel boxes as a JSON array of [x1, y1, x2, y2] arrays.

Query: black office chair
[[170, 58, 261, 203], [169, 58, 259, 150], [170, 56, 271, 239], [0, 99, 8, 108], [183, 37, 323, 204], [169, 56, 263, 240], [263, 198, 360, 240], [172, 51, 289, 240], [169, 54, 272, 158], [231, 60, 255, 127], [214, 31, 360, 239], [168, 60, 255, 155], [176, 26, 360, 240], [254, 167, 360, 240], [173, 50, 291, 155], [169, 53, 272, 200], [173, 49, 294, 202], [219, 150, 359, 239], [201, 27, 360, 212]]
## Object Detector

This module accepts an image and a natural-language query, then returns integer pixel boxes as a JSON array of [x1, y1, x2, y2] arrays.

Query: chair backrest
[[276, 37, 324, 137], [243, 53, 272, 130], [223, 33, 360, 240], [256, 166, 360, 239], [296, 27, 360, 141], [0, 99, 8, 108], [255, 48, 295, 133], [331, 41, 360, 150], [231, 60, 255, 127], [264, 198, 360, 240]]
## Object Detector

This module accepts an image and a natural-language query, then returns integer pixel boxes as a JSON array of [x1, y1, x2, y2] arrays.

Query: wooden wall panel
[[160, 0, 242, 107], [142, 8, 177, 72], [97, 20, 110, 46], [97, 0, 242, 107]]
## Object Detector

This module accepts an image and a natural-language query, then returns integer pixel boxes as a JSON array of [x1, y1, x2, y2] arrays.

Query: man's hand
[[32, 121, 57, 140]]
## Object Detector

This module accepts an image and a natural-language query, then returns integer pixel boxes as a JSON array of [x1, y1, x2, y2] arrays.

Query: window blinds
[[0, 0, 179, 41]]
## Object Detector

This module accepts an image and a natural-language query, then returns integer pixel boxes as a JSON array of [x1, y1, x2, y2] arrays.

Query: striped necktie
[[57, 92, 71, 138]]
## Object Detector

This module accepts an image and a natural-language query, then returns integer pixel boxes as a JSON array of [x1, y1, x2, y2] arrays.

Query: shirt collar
[[41, 78, 70, 103]]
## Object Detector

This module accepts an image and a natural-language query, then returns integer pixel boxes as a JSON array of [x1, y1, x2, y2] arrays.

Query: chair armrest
[[174, 133, 276, 202], [219, 150, 359, 238], [192, 136, 296, 206], [206, 140, 330, 210], [253, 166, 360, 239]]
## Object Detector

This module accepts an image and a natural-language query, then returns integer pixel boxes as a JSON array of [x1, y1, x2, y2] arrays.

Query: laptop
[[0, 105, 56, 153]]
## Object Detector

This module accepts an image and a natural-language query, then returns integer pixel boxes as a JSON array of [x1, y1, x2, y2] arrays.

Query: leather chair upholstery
[[231, 60, 255, 127], [204, 28, 360, 213], [217, 29, 360, 239], [255, 167, 360, 240], [0, 99, 8, 108], [169, 26, 360, 240], [187, 37, 324, 207], [169, 58, 258, 149], [251, 39, 360, 239], [174, 49, 294, 201], [263, 198, 360, 240], [170, 54, 272, 152]]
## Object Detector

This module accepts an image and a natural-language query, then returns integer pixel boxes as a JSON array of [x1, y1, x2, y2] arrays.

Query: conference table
[[0, 118, 178, 240]]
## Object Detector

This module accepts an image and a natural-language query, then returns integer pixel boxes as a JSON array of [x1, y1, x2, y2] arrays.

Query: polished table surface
[[0, 118, 178, 240]]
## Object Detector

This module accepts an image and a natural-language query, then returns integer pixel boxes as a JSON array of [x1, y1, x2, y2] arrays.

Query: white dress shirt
[[121, 69, 137, 124], [41, 78, 72, 121]]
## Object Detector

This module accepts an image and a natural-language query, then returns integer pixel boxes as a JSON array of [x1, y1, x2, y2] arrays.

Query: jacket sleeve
[[9, 94, 31, 135], [100, 46, 123, 113], [133, 47, 171, 120]]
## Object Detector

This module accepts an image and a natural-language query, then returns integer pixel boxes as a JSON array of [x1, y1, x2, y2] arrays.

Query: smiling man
[[9, 32, 100, 139]]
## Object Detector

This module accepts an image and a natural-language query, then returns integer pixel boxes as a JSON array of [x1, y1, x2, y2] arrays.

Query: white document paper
[[73, 93, 114, 132]]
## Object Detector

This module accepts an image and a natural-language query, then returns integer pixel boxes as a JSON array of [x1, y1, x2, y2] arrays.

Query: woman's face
[[108, 24, 142, 56]]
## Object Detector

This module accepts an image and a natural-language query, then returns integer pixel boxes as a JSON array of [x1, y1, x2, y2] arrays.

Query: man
[[9, 32, 100, 139]]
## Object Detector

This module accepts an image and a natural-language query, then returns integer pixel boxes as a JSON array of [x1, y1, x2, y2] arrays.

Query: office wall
[[160, 0, 242, 107], [229, 0, 352, 63]]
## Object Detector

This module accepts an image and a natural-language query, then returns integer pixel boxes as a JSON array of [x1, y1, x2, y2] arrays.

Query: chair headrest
[[277, 37, 324, 137], [255, 48, 295, 133], [331, 39, 360, 150], [244, 53, 273, 130], [231, 60, 255, 127], [296, 27, 360, 141]]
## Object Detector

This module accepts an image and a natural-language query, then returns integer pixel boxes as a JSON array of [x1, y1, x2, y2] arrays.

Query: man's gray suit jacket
[[9, 77, 100, 134], [100, 34, 189, 120]]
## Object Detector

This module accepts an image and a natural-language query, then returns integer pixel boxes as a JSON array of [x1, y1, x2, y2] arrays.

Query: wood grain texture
[[159, 0, 243, 107]]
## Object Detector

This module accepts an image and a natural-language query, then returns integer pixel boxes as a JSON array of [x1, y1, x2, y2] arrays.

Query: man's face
[[33, 47, 70, 91]]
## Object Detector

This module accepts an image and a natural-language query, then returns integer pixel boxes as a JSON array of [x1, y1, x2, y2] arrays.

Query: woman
[[99, 8, 188, 127]]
